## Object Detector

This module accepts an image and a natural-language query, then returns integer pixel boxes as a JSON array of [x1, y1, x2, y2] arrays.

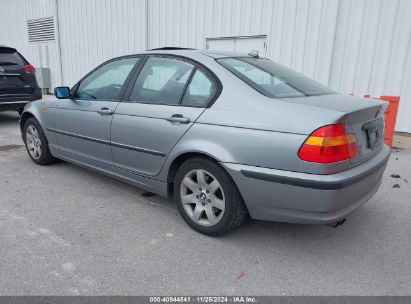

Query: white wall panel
[[392, 0, 411, 132], [57, 0, 147, 86], [329, 0, 411, 132]]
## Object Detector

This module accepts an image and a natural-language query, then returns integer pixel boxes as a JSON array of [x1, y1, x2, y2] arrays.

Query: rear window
[[0, 49, 25, 66], [217, 57, 336, 98]]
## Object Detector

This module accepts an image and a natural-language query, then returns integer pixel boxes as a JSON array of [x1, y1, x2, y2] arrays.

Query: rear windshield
[[0, 49, 25, 66], [217, 57, 336, 98]]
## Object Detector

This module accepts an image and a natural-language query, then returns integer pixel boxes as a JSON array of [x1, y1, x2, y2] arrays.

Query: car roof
[[141, 48, 201, 56], [135, 48, 253, 59]]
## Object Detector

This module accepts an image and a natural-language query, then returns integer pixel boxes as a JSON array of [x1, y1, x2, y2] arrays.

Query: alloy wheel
[[26, 125, 42, 160], [180, 169, 226, 226]]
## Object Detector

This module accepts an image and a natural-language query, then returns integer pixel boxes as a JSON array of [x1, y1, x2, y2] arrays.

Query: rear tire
[[174, 157, 247, 236], [23, 118, 57, 165]]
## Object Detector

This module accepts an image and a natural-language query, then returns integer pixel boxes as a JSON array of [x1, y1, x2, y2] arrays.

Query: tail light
[[298, 123, 358, 163], [22, 64, 35, 73]]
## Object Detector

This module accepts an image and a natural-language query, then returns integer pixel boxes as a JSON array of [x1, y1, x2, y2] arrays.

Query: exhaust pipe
[[326, 218, 346, 228]]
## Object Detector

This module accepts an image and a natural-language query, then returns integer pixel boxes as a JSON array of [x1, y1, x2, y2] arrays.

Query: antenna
[[248, 50, 259, 58]]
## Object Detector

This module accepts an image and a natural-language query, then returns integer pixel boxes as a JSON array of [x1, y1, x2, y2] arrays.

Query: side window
[[76, 57, 139, 101], [181, 69, 216, 107], [129, 57, 194, 105]]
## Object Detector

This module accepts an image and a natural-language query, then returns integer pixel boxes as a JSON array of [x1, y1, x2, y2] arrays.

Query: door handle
[[97, 107, 113, 115], [166, 114, 190, 124]]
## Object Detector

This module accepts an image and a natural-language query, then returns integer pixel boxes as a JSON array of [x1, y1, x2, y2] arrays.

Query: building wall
[[57, 0, 147, 86], [0, 0, 410, 132]]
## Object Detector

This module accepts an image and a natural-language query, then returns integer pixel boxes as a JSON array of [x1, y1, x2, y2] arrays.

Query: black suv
[[0, 46, 41, 113]]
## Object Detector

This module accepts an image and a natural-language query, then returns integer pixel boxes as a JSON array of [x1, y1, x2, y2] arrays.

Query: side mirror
[[54, 86, 71, 99]]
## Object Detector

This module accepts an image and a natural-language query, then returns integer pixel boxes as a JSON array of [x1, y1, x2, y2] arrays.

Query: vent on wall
[[27, 17, 55, 43]]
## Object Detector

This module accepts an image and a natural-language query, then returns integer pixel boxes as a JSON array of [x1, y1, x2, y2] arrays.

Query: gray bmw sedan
[[20, 48, 390, 235]]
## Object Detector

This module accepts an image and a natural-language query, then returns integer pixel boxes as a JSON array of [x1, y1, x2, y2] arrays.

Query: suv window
[[218, 57, 336, 98], [0, 49, 25, 66], [181, 68, 216, 107], [76, 57, 139, 101], [129, 57, 194, 105]]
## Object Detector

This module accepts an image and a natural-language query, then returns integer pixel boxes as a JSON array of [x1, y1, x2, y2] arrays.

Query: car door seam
[[58, 149, 164, 181], [155, 108, 208, 176], [47, 127, 166, 157]]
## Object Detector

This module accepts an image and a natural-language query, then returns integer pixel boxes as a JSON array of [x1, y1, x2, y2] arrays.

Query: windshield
[[217, 57, 336, 98]]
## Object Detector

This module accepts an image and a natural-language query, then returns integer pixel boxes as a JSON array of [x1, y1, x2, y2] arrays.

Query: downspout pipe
[[54, 0, 64, 87], [146, 0, 149, 50]]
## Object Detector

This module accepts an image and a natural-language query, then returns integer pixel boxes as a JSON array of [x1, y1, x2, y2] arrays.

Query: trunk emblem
[[0, 67, 4, 73]]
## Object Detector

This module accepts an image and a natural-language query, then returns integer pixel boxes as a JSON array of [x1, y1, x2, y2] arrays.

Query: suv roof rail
[[148, 47, 197, 51]]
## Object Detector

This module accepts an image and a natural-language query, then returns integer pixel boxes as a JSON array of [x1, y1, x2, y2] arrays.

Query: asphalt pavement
[[0, 110, 410, 295]]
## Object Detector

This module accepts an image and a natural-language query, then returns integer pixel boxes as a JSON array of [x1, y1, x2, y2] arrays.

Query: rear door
[[111, 55, 219, 176], [53, 57, 140, 167], [0, 48, 36, 97]]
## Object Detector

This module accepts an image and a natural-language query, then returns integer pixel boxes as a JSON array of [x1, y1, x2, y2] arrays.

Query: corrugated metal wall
[[57, 0, 147, 86], [0, 0, 410, 132]]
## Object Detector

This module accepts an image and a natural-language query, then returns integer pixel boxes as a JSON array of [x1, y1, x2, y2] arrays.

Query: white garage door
[[206, 36, 267, 57]]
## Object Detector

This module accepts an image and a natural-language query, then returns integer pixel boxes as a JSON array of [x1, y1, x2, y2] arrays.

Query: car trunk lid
[[284, 94, 387, 165]]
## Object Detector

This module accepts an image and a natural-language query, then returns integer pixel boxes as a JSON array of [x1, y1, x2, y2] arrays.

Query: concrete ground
[[0, 110, 410, 296]]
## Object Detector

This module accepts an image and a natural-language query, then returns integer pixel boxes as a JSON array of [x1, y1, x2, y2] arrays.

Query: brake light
[[298, 123, 358, 163], [23, 64, 35, 73]]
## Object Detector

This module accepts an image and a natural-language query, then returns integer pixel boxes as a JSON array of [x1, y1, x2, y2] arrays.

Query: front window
[[218, 57, 336, 98], [76, 57, 139, 101]]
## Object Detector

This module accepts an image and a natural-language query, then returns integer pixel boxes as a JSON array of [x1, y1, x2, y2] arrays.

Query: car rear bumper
[[0, 100, 31, 111], [0, 90, 42, 111], [222, 145, 390, 225]]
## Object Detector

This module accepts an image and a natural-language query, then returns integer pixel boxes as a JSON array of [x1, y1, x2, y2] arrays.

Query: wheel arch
[[20, 101, 49, 135], [166, 152, 221, 199], [20, 111, 36, 132]]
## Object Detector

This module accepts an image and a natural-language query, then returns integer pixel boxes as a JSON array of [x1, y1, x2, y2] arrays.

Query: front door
[[53, 57, 140, 166], [111, 56, 218, 177]]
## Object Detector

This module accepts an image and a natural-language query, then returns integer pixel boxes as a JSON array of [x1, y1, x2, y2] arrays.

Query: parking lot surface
[[1, 110, 410, 295]]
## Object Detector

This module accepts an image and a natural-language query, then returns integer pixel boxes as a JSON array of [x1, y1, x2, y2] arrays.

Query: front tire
[[174, 157, 247, 236], [23, 118, 57, 165]]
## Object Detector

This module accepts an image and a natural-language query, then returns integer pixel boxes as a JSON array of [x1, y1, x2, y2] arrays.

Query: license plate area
[[0, 75, 23, 85], [362, 118, 384, 150]]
